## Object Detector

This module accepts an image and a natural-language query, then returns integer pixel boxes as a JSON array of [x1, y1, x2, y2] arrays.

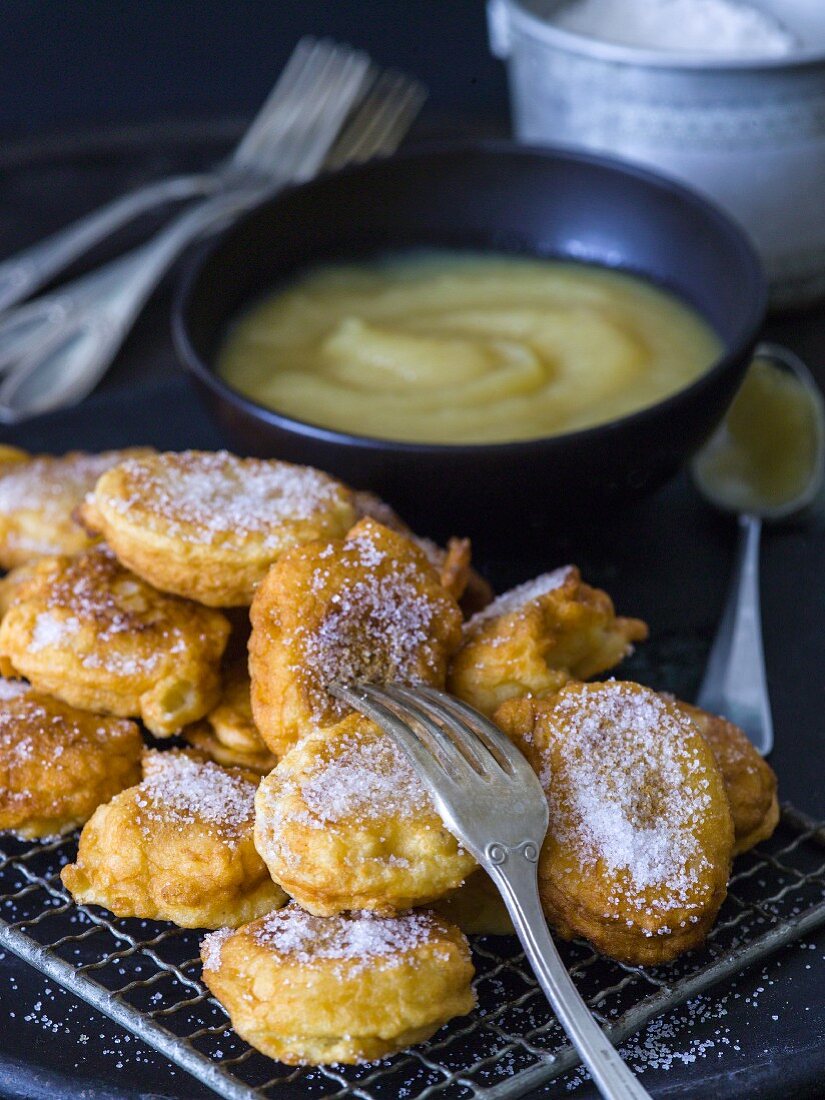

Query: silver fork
[[331, 682, 651, 1100], [0, 37, 371, 374], [0, 37, 359, 314], [0, 49, 389, 423], [0, 65, 425, 424]]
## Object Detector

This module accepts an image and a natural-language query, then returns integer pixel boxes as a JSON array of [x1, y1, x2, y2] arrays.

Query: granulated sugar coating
[[465, 566, 572, 631], [297, 526, 451, 719], [0, 696, 56, 765], [200, 927, 233, 972], [0, 451, 138, 520], [0, 693, 129, 752], [0, 677, 29, 700], [301, 569, 433, 693], [552, 683, 718, 915], [0, 534, 231, 737], [135, 752, 255, 841], [249, 903, 441, 969], [249, 518, 463, 753], [0, 691, 142, 840], [41, 548, 167, 647], [0, 448, 153, 565], [99, 451, 348, 549], [298, 725, 431, 826]]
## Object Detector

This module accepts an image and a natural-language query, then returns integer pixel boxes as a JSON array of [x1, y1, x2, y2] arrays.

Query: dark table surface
[[0, 122, 824, 1100]]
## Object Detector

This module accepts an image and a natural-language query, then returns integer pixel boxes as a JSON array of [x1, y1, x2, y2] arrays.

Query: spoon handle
[[696, 513, 773, 755]]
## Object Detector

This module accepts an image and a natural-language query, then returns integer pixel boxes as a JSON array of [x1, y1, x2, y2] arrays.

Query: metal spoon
[[691, 343, 825, 755]]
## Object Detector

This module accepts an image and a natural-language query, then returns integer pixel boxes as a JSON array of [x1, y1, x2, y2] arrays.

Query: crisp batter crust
[[351, 490, 493, 609], [200, 904, 476, 1065], [0, 546, 230, 736], [679, 702, 779, 856], [0, 562, 40, 619], [448, 566, 648, 717], [0, 448, 153, 570], [0, 446, 28, 466], [0, 681, 142, 839], [495, 682, 734, 965], [203, 661, 268, 755], [254, 713, 476, 914], [61, 750, 287, 929], [81, 450, 356, 606], [184, 661, 277, 774], [249, 518, 463, 757], [183, 725, 277, 775]]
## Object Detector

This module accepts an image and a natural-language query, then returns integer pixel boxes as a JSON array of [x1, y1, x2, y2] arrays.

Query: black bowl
[[174, 141, 766, 540]]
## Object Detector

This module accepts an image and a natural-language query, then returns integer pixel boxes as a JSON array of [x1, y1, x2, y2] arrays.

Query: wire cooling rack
[[1, 803, 825, 1100]]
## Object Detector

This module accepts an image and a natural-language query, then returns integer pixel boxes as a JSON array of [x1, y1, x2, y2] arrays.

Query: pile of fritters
[[0, 445, 779, 1066]]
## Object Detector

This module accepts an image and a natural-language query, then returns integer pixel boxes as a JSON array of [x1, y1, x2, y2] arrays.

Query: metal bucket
[[488, 0, 825, 307]]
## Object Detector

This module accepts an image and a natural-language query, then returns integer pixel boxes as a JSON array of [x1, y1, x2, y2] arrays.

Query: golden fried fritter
[[0, 448, 153, 569], [433, 870, 514, 936], [203, 661, 264, 753], [678, 702, 779, 856], [184, 661, 277, 774], [0, 546, 230, 736], [183, 725, 277, 775], [254, 713, 476, 915], [201, 904, 475, 1065], [80, 450, 356, 606], [0, 562, 40, 619], [249, 518, 463, 757], [0, 681, 142, 839], [495, 682, 734, 965], [351, 489, 492, 610], [448, 566, 648, 717], [0, 446, 28, 468], [61, 750, 286, 929]]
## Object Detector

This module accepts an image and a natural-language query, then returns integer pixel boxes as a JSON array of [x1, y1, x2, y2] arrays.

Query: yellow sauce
[[692, 358, 825, 514], [218, 252, 721, 445]]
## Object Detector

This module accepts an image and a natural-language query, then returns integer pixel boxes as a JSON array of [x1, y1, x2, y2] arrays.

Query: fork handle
[[486, 847, 651, 1100], [0, 172, 216, 314], [0, 183, 271, 421], [696, 513, 773, 755]]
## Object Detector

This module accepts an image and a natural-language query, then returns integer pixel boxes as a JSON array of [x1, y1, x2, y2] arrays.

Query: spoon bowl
[[691, 343, 825, 755], [693, 343, 825, 521]]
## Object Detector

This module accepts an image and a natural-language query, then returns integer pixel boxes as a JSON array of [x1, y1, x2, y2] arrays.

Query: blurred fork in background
[[0, 36, 371, 372], [0, 61, 425, 423], [0, 37, 370, 314]]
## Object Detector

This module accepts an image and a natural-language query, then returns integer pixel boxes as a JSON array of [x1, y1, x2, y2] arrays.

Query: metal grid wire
[[1, 803, 825, 1100]]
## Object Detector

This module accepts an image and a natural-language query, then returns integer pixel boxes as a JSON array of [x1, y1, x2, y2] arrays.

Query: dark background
[[0, 0, 507, 139]]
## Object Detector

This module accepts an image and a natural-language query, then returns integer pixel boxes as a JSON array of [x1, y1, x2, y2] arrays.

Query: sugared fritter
[[201, 904, 475, 1065], [0, 546, 230, 736], [61, 750, 286, 929], [81, 450, 356, 606]]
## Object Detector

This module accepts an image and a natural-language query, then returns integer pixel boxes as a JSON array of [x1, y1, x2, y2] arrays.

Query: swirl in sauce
[[218, 252, 721, 445]]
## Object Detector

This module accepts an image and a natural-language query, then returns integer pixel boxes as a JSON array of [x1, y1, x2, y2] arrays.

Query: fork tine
[[324, 71, 426, 170], [352, 683, 472, 784], [268, 51, 373, 182], [231, 38, 326, 167], [414, 686, 541, 785], [368, 82, 427, 158], [359, 74, 426, 154], [381, 684, 494, 777], [330, 682, 455, 790], [237, 40, 372, 178], [233, 38, 350, 168]]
